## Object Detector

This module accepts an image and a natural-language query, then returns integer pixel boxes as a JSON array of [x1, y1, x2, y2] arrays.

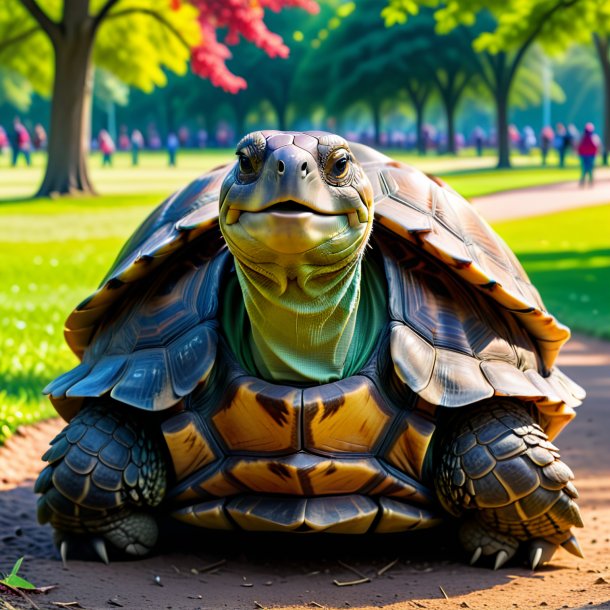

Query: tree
[[384, 0, 585, 167], [0, 0, 318, 197], [298, 0, 439, 146], [449, 0, 610, 164]]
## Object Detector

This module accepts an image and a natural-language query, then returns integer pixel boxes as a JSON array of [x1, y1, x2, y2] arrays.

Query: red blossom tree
[[190, 0, 319, 93], [0, 0, 318, 198]]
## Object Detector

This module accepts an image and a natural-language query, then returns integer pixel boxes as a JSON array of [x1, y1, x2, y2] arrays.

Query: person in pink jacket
[[577, 122, 600, 186]]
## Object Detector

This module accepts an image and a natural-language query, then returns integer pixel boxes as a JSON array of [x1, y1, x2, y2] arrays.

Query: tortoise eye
[[324, 149, 351, 184], [334, 155, 349, 176], [238, 153, 254, 175]]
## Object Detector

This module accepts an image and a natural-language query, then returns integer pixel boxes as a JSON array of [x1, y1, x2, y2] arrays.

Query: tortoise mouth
[[265, 200, 319, 214], [224, 200, 365, 227]]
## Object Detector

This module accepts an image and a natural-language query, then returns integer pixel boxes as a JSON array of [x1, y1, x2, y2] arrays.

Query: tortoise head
[[219, 131, 374, 287]]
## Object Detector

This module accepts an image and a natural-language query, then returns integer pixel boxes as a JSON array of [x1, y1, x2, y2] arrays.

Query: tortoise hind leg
[[35, 399, 167, 561], [435, 400, 583, 569]]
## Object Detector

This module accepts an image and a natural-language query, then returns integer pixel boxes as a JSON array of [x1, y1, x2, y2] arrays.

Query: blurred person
[[554, 123, 568, 167], [577, 122, 600, 187], [508, 124, 520, 150], [33, 124, 47, 150], [147, 124, 161, 149], [11, 117, 31, 166], [118, 126, 130, 151], [520, 126, 536, 154], [131, 129, 144, 166], [98, 129, 115, 167], [0, 125, 8, 155], [455, 132, 465, 153], [196, 128, 208, 149], [178, 126, 190, 147], [566, 124, 579, 162], [472, 126, 485, 157], [167, 131, 179, 167], [540, 126, 554, 166]]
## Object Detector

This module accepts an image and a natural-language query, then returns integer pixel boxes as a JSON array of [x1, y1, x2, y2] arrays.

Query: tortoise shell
[[44, 135, 584, 532]]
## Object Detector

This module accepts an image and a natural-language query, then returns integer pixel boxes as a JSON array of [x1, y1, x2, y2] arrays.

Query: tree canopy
[[0, 0, 319, 196]]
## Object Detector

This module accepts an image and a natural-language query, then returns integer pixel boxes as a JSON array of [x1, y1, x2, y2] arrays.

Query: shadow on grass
[[516, 248, 610, 263]]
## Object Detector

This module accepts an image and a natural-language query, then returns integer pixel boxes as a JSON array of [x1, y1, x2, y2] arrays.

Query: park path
[[471, 167, 610, 222]]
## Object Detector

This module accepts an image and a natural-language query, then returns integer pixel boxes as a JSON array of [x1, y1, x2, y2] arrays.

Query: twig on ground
[[377, 558, 399, 577], [333, 577, 371, 587]]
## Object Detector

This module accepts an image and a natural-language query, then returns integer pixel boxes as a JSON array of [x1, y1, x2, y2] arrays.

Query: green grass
[[493, 205, 610, 340], [0, 194, 160, 442], [441, 166, 583, 199]]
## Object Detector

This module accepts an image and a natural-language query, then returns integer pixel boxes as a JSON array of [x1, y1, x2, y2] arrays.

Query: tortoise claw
[[530, 546, 543, 570], [92, 537, 110, 564], [493, 550, 509, 570], [469, 546, 482, 566], [60, 540, 69, 568], [529, 539, 558, 570], [561, 535, 584, 558]]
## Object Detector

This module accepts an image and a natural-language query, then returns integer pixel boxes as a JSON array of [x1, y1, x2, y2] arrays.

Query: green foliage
[[0, 70, 34, 112], [0, 1, 53, 97], [94, 0, 200, 93], [384, 0, 610, 55], [0, 558, 36, 590], [0, 0, 200, 99], [94, 69, 130, 108]]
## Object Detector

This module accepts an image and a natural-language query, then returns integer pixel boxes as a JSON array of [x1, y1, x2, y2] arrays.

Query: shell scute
[[212, 377, 301, 454], [303, 376, 394, 455]]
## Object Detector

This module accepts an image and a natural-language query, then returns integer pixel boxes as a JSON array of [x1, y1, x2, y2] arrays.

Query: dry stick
[[377, 558, 399, 577], [337, 560, 369, 580], [439, 585, 449, 600], [198, 559, 227, 572], [333, 577, 371, 587], [3, 585, 41, 610], [309, 602, 324, 609]]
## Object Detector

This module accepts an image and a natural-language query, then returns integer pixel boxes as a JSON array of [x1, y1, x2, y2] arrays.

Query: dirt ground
[[1, 333, 609, 610]]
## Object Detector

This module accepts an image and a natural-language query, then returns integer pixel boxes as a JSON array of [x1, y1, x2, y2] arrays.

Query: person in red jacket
[[577, 122, 600, 186]]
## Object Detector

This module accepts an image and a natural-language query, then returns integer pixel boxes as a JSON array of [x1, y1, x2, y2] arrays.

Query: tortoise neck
[[232, 255, 364, 384]]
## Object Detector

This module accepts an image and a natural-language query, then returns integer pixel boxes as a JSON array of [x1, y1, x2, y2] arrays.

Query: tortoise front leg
[[436, 400, 583, 569], [35, 399, 167, 562]]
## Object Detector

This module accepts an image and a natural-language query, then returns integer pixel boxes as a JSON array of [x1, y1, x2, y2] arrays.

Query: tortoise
[[36, 130, 586, 569]]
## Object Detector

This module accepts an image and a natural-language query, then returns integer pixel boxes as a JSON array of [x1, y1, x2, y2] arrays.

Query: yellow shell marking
[[386, 410, 436, 479], [303, 376, 393, 454], [162, 411, 216, 480], [212, 378, 301, 453]]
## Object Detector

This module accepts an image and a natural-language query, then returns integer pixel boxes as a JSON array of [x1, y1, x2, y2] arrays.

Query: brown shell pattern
[[44, 139, 583, 441]]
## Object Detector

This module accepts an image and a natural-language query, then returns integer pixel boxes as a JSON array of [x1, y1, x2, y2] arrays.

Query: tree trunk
[[602, 76, 610, 166], [277, 104, 288, 131], [496, 88, 511, 169], [37, 32, 95, 196], [444, 98, 456, 155], [372, 101, 381, 146], [594, 35, 610, 166]]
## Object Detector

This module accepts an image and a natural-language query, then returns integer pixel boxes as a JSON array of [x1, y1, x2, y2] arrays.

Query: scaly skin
[[436, 400, 583, 569], [36, 400, 167, 561], [219, 131, 374, 383]]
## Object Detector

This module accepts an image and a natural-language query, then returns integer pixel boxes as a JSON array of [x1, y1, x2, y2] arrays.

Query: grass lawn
[[0, 194, 159, 442], [494, 205, 610, 342], [0, 183, 607, 442]]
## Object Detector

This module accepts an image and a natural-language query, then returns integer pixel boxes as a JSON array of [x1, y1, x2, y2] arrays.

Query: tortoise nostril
[[278, 160, 285, 174]]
